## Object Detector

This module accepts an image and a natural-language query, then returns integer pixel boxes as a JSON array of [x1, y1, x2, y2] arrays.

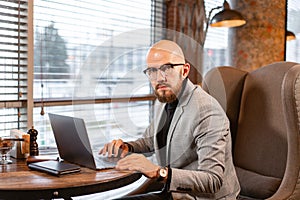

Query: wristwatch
[[157, 166, 168, 181]]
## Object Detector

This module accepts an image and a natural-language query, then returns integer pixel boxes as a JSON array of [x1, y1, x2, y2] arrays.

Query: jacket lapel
[[153, 102, 166, 164], [165, 79, 197, 164]]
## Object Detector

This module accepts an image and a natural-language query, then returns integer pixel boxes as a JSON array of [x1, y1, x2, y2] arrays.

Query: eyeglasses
[[143, 63, 185, 80]]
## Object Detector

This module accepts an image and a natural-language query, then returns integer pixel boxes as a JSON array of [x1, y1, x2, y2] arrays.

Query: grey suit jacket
[[128, 79, 240, 199]]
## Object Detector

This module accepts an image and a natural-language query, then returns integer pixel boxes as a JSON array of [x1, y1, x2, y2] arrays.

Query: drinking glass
[[0, 137, 17, 165]]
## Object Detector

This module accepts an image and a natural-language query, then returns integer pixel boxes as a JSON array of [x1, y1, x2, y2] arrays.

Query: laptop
[[48, 113, 119, 170]]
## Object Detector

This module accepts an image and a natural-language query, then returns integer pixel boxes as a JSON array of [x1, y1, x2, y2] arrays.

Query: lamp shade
[[210, 1, 246, 28], [286, 30, 296, 41]]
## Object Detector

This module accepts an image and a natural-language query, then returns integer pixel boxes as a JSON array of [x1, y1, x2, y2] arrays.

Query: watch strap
[[165, 167, 172, 190]]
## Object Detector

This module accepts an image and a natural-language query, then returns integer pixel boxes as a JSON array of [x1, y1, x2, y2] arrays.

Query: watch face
[[160, 168, 168, 177]]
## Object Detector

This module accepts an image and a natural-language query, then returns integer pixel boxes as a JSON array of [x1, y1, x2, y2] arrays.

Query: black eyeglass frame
[[143, 63, 185, 79]]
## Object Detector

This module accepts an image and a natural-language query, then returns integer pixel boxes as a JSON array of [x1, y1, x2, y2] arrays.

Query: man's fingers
[[120, 149, 128, 158], [107, 140, 116, 157], [99, 139, 127, 157], [99, 143, 108, 155], [116, 157, 136, 170], [114, 139, 124, 157], [106, 139, 124, 157]]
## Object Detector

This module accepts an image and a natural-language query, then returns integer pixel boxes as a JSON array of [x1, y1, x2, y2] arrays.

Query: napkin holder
[[10, 129, 30, 159]]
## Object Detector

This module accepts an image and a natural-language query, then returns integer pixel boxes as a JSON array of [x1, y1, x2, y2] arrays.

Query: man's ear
[[182, 63, 190, 78]]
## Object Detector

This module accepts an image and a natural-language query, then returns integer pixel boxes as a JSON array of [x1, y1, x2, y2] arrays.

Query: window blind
[[0, 0, 28, 135]]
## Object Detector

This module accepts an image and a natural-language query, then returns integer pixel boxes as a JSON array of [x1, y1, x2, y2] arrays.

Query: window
[[33, 0, 164, 150], [203, 0, 230, 74], [1, 0, 164, 152], [286, 0, 300, 62]]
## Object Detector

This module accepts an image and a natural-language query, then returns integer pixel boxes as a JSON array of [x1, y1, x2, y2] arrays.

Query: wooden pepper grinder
[[27, 126, 39, 156]]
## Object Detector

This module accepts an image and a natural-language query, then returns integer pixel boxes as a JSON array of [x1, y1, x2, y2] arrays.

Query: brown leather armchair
[[202, 62, 300, 200]]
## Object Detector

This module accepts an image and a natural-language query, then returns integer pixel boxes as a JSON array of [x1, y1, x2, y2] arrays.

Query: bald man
[[100, 40, 240, 200]]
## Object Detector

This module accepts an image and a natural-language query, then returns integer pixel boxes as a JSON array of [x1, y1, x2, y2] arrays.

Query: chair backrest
[[202, 66, 248, 151], [203, 62, 300, 200]]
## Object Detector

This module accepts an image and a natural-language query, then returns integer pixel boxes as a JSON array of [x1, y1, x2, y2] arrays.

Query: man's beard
[[155, 84, 178, 103], [155, 90, 177, 103]]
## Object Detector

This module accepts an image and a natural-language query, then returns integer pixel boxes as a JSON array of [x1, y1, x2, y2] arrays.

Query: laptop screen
[[48, 113, 97, 169]]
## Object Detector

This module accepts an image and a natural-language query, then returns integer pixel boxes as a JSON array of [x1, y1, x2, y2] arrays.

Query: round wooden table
[[0, 159, 141, 200]]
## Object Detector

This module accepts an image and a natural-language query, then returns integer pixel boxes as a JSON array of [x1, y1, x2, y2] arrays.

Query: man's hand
[[116, 154, 160, 179], [99, 139, 129, 158]]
